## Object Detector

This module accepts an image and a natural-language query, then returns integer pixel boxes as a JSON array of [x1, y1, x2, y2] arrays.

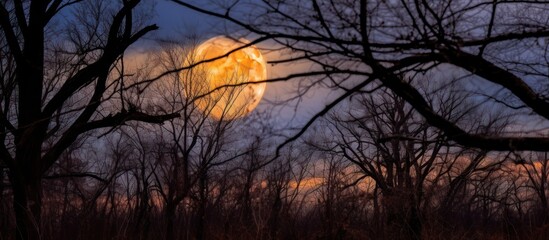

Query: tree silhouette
[[0, 1, 177, 239]]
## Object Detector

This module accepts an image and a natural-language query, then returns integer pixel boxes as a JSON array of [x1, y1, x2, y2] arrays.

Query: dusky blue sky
[[153, 1, 215, 38], [153, 1, 240, 39]]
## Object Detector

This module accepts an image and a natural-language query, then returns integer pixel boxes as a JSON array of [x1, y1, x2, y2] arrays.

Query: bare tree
[[517, 152, 549, 224], [307, 79, 511, 239], [313, 90, 436, 239], [0, 1, 179, 239], [143, 39, 255, 240]]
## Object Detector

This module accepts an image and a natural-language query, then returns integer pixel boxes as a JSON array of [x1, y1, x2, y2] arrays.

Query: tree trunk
[[408, 203, 422, 240], [12, 1, 46, 236], [165, 201, 176, 240], [196, 175, 207, 240], [269, 196, 281, 240], [11, 173, 42, 240], [383, 189, 422, 240], [11, 131, 45, 240]]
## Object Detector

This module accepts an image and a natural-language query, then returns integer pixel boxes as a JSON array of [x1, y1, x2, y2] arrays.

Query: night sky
[[154, 1, 221, 37]]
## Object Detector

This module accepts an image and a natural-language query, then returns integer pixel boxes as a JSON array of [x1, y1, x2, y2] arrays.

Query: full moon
[[184, 36, 267, 120]]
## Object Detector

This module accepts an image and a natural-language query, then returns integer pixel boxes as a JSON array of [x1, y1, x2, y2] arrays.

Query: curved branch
[[41, 110, 180, 173], [443, 49, 549, 120], [380, 67, 549, 151]]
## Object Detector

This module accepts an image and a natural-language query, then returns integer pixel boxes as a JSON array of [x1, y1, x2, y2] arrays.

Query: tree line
[[3, 82, 549, 239]]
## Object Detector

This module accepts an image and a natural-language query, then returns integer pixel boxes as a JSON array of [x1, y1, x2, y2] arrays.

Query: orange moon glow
[[184, 36, 267, 120]]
